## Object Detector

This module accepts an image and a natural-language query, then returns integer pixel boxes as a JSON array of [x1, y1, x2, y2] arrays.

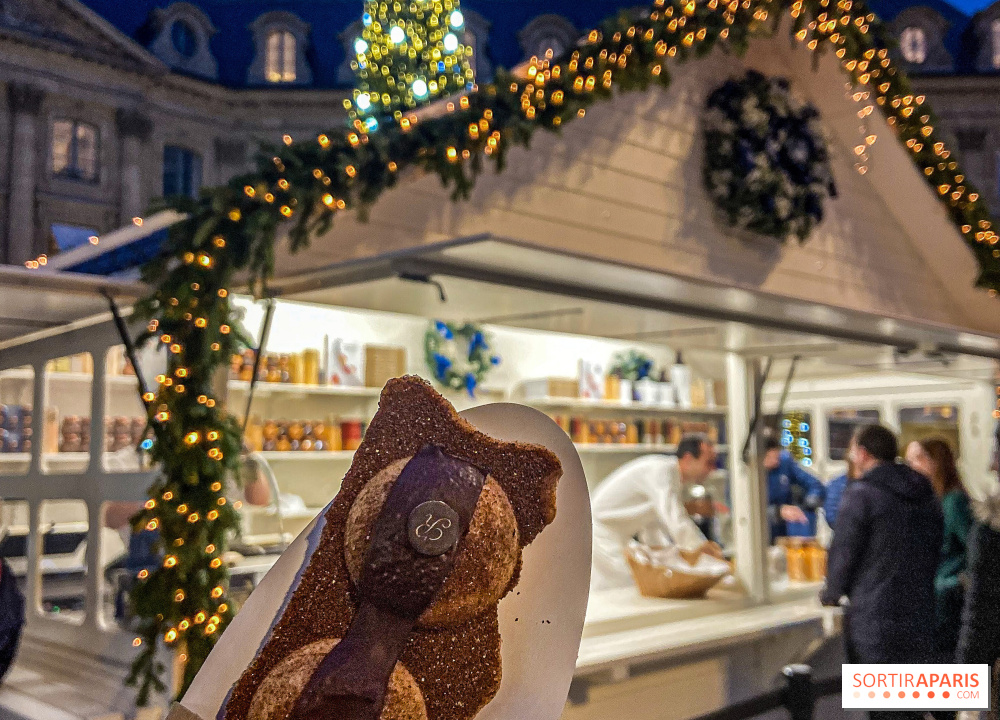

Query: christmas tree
[[349, 0, 475, 122]]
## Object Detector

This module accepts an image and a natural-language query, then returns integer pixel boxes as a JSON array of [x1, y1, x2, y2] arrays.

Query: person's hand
[[780, 505, 808, 524], [700, 541, 724, 559]]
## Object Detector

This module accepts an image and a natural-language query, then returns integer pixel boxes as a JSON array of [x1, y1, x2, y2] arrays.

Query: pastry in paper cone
[[223, 376, 562, 720]]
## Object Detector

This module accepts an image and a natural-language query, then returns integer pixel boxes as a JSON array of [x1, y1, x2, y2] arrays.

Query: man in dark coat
[[821, 424, 943, 670]]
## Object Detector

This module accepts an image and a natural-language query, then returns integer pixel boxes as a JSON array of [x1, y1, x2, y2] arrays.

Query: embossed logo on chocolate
[[408, 500, 460, 556]]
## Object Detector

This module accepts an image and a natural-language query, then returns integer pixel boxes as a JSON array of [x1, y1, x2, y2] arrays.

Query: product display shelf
[[0, 369, 140, 387], [257, 450, 356, 461], [227, 380, 383, 398], [523, 396, 728, 415], [0, 452, 104, 472], [574, 443, 730, 454]]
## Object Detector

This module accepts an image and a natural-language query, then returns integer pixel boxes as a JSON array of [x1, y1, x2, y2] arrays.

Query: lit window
[[51, 120, 99, 182], [992, 19, 1000, 69], [171, 20, 198, 58], [266, 30, 296, 82], [900, 26, 927, 64], [163, 146, 202, 199]]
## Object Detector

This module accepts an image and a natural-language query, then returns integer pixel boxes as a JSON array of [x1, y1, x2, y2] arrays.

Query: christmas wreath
[[703, 70, 837, 242], [424, 320, 500, 397]]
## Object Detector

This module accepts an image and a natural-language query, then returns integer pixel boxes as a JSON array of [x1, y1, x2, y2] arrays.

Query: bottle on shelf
[[341, 419, 362, 451], [246, 415, 264, 452], [288, 353, 304, 385], [324, 417, 343, 451], [671, 352, 692, 409], [302, 349, 321, 386]]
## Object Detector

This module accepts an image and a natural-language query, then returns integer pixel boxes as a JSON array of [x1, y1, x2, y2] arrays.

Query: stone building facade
[[2, 0, 998, 267]]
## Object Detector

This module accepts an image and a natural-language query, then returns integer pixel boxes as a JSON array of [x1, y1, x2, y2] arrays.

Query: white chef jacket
[[590, 454, 707, 591]]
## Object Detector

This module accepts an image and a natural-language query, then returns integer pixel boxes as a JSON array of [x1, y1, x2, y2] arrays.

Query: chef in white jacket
[[590, 433, 724, 591]]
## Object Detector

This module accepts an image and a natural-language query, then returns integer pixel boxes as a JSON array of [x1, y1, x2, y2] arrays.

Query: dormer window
[[171, 19, 198, 58], [992, 19, 1000, 69], [901, 26, 927, 63], [519, 15, 579, 63], [247, 12, 312, 86], [266, 30, 297, 82], [148, 2, 218, 80]]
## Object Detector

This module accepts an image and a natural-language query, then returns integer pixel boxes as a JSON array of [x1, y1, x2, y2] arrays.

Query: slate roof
[[75, 0, 995, 87]]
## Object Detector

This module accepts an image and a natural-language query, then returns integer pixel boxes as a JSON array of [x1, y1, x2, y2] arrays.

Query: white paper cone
[[173, 403, 591, 720]]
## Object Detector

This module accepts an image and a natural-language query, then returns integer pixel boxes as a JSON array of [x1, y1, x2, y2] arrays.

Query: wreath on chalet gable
[[703, 70, 837, 242]]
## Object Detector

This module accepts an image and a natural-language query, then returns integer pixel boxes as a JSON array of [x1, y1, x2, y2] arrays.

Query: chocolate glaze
[[224, 376, 562, 720], [288, 447, 486, 720]]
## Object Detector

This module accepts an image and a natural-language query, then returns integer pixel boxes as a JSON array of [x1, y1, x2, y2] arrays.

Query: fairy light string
[[128, 0, 999, 703]]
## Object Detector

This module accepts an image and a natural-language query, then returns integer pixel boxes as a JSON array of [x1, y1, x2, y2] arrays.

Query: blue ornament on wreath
[[424, 320, 500, 397]]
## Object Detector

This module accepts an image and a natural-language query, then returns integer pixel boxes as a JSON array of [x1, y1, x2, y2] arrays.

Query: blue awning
[[47, 210, 186, 277]]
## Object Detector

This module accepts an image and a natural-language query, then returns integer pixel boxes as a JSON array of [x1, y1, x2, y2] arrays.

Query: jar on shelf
[[246, 415, 264, 452], [265, 355, 281, 384], [239, 350, 256, 382], [278, 355, 292, 384], [785, 538, 807, 582], [275, 423, 292, 452], [287, 420, 304, 451], [805, 541, 827, 581], [324, 419, 343, 452], [341, 419, 362, 451], [311, 421, 326, 451], [262, 419, 279, 451]]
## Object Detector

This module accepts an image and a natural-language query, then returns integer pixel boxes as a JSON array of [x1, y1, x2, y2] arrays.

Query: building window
[[266, 30, 297, 82], [535, 34, 566, 59], [519, 15, 578, 64], [163, 146, 202, 199], [992, 19, 1000, 69], [51, 120, 99, 182], [171, 20, 198, 58], [900, 26, 927, 63]]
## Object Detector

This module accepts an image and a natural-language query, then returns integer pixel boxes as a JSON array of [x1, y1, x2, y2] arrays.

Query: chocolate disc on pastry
[[345, 458, 520, 627], [224, 376, 562, 720]]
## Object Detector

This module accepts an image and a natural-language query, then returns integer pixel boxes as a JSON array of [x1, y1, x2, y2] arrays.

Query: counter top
[[577, 580, 834, 678]]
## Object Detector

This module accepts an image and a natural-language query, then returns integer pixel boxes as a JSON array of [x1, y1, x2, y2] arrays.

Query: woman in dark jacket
[[905, 438, 973, 659]]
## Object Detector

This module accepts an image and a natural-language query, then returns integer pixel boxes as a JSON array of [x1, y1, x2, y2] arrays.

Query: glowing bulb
[[355, 38, 368, 54], [390, 26, 405, 44], [356, 92, 372, 111], [364, 117, 379, 131], [362, 12, 372, 25], [444, 33, 459, 52], [450, 10, 464, 27], [412, 79, 429, 98]]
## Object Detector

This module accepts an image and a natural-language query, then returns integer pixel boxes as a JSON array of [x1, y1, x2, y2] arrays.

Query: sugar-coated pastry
[[247, 639, 426, 720], [224, 376, 562, 720]]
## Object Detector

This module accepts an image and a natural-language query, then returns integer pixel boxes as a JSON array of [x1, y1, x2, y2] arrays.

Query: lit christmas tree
[[349, 0, 475, 124]]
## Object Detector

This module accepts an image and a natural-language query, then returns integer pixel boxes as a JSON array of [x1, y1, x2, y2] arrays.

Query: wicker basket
[[625, 546, 727, 599]]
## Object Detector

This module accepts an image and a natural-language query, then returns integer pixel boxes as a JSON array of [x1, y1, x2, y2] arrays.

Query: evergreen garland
[[126, 0, 1000, 703]]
